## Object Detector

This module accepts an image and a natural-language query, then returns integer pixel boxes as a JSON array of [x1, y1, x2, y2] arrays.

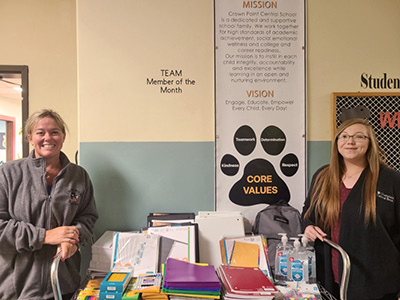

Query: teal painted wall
[[80, 140, 331, 237], [80, 141, 215, 237], [307, 140, 331, 186], [78, 140, 331, 275], [78, 141, 215, 276]]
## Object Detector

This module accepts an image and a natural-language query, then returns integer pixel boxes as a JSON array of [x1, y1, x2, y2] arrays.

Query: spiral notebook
[[217, 265, 277, 298]]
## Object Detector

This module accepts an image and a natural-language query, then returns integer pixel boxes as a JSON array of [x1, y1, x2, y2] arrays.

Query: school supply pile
[[88, 231, 117, 278], [122, 273, 167, 300], [273, 234, 316, 287], [278, 282, 323, 300], [168, 297, 213, 300], [76, 278, 102, 300], [147, 213, 195, 227], [56, 208, 340, 300], [99, 266, 134, 300], [219, 234, 272, 280], [252, 201, 302, 274], [111, 232, 160, 277], [120, 278, 140, 300], [216, 265, 279, 299], [97, 231, 160, 300], [195, 211, 245, 266], [162, 258, 221, 299], [147, 223, 199, 272]]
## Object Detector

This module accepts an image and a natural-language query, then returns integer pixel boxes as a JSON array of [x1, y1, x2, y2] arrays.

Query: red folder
[[218, 265, 278, 297]]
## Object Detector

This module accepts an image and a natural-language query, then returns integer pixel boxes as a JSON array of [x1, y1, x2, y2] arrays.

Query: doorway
[[0, 65, 29, 162]]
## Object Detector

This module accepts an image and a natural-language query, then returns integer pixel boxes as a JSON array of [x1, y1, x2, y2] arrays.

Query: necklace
[[344, 169, 362, 179], [46, 171, 56, 180], [46, 165, 61, 180]]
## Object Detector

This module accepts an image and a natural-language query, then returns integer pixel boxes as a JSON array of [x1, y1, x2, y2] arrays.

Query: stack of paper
[[162, 258, 221, 299], [217, 265, 278, 299], [147, 213, 195, 227], [195, 211, 245, 266], [88, 231, 116, 277]]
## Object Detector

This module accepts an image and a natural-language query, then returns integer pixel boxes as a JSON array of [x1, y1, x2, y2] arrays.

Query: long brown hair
[[305, 118, 385, 230]]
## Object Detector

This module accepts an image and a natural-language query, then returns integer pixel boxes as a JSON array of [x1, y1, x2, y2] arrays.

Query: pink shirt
[[331, 182, 351, 283]]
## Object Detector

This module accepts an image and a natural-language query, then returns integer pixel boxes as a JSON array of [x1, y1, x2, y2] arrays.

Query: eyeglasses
[[337, 134, 370, 143]]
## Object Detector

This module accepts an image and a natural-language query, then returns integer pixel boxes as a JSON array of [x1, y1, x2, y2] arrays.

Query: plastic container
[[299, 234, 317, 284], [274, 233, 293, 283], [289, 237, 308, 284]]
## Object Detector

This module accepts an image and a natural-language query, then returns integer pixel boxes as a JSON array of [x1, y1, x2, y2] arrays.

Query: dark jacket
[[302, 165, 400, 300], [0, 151, 98, 299]]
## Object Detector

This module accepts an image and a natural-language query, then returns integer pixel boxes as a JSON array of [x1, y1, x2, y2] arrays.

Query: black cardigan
[[302, 165, 400, 300]]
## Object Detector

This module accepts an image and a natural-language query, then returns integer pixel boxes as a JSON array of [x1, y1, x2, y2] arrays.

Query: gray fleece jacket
[[0, 151, 98, 300]]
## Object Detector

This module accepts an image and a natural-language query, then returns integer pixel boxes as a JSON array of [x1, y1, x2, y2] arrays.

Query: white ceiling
[[0, 74, 22, 103]]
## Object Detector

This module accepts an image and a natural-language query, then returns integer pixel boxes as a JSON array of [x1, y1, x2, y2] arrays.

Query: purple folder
[[163, 258, 221, 289]]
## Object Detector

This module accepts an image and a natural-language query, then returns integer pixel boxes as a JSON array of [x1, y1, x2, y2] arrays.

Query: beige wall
[[0, 0, 78, 159], [1, 0, 400, 150], [307, 0, 400, 141], [77, 0, 214, 142]]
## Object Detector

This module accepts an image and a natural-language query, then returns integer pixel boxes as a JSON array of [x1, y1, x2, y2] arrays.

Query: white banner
[[215, 0, 306, 229]]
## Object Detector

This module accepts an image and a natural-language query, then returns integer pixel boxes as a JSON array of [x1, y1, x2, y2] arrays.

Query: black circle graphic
[[280, 153, 299, 177], [220, 154, 240, 176], [260, 125, 286, 155], [228, 158, 291, 205], [234, 125, 257, 156]]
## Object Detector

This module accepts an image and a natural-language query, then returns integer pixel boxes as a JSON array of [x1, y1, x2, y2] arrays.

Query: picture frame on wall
[[332, 92, 400, 171]]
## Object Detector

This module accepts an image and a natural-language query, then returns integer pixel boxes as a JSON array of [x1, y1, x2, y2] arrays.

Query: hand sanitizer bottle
[[299, 234, 316, 284], [289, 237, 308, 285], [274, 233, 293, 284]]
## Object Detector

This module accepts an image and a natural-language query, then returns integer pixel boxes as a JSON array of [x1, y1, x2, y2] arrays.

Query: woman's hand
[[44, 226, 80, 245], [55, 242, 78, 261], [304, 225, 327, 242]]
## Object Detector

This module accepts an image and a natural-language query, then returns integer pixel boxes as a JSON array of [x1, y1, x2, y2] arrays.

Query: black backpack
[[252, 200, 302, 274]]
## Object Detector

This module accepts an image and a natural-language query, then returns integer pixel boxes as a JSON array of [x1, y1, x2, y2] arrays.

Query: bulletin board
[[332, 92, 400, 171]]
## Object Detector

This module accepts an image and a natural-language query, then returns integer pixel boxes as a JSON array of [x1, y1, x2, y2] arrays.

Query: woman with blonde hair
[[0, 109, 98, 300], [302, 118, 400, 300]]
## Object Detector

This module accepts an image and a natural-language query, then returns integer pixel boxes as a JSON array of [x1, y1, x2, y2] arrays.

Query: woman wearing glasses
[[302, 118, 400, 300]]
